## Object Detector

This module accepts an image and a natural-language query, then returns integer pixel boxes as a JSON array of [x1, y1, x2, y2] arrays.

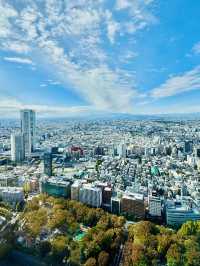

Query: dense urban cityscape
[[1, 0, 200, 265], [0, 111, 200, 265]]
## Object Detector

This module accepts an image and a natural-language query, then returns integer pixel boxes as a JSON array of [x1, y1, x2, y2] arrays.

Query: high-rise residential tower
[[11, 133, 25, 163], [20, 109, 36, 156]]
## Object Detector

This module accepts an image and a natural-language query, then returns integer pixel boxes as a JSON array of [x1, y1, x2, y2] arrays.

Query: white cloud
[[0, 0, 18, 38], [105, 10, 120, 44], [0, 0, 157, 114], [3, 57, 33, 65], [49, 81, 61, 86], [116, 0, 155, 9], [118, 51, 138, 64], [151, 66, 200, 98], [116, 0, 131, 10], [39, 39, 136, 111], [192, 42, 200, 55], [116, 0, 157, 37], [1, 41, 30, 53], [107, 19, 120, 44]]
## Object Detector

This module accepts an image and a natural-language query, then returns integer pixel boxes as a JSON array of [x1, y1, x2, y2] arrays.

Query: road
[[112, 244, 124, 266], [0, 213, 20, 241]]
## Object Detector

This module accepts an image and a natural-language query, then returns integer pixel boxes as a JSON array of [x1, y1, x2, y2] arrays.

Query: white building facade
[[20, 109, 36, 156]]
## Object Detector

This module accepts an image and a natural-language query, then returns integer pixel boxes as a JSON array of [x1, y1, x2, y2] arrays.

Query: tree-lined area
[[19, 194, 125, 266], [2, 194, 200, 266], [122, 220, 200, 266]]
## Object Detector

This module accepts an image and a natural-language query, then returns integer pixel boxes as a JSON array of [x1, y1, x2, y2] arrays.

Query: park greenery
[[122, 220, 200, 266], [1, 194, 200, 265], [20, 194, 125, 265]]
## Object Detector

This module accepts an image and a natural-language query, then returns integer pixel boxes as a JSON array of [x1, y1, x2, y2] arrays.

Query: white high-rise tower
[[11, 133, 25, 162], [20, 109, 36, 156]]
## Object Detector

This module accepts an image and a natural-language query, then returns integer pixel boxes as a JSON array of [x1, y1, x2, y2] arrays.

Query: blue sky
[[0, 0, 200, 117]]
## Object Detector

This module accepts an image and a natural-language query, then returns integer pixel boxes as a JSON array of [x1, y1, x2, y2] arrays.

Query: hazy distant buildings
[[94, 146, 105, 156], [194, 147, 200, 158], [11, 133, 25, 163], [117, 143, 127, 158], [20, 109, 36, 156], [184, 140, 193, 154]]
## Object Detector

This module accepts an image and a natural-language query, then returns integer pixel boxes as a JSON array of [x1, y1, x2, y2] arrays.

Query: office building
[[20, 109, 36, 156], [40, 177, 71, 198], [184, 140, 193, 154], [71, 181, 81, 201], [102, 187, 112, 205], [194, 147, 200, 158], [0, 175, 16, 187], [181, 183, 188, 197], [11, 133, 25, 163], [94, 146, 105, 156], [111, 197, 121, 215], [121, 193, 145, 219], [166, 204, 200, 226], [44, 152, 52, 177], [0, 187, 24, 205], [70, 146, 83, 160], [117, 143, 127, 158], [148, 196, 162, 217], [79, 184, 102, 208]]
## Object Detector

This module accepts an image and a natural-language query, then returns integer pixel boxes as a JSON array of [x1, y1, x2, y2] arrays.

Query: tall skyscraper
[[20, 109, 36, 156], [11, 133, 25, 163], [44, 152, 53, 177]]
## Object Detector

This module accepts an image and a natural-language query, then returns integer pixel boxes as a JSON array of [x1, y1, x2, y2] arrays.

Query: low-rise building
[[0, 187, 24, 205], [40, 177, 71, 198], [166, 202, 200, 226], [0, 175, 16, 187]]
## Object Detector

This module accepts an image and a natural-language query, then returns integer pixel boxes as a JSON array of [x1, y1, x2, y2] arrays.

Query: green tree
[[99, 229, 114, 250], [166, 243, 183, 266], [131, 243, 148, 266], [51, 236, 70, 264], [178, 221, 198, 237], [157, 233, 172, 257], [24, 208, 47, 237], [184, 238, 200, 266], [98, 251, 109, 266], [84, 257, 96, 266]]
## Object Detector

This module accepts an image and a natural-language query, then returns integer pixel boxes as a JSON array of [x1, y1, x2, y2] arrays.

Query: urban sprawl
[[1, 110, 200, 265]]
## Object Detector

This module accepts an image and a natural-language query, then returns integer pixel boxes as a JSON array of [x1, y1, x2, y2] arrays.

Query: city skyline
[[1, 2, 200, 264], [0, 0, 200, 117]]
